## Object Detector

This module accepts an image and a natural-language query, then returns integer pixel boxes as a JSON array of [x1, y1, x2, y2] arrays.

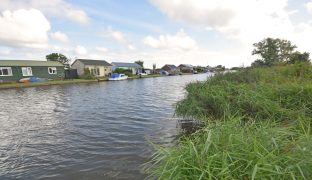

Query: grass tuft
[[147, 63, 312, 179]]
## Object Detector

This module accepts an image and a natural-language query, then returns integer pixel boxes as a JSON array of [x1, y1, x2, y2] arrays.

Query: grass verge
[[0, 79, 100, 90]]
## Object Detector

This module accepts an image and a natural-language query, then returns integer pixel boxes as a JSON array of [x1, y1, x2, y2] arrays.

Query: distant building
[[71, 59, 112, 77], [111, 62, 142, 75], [178, 64, 194, 73], [161, 64, 180, 75], [0, 60, 64, 83], [143, 68, 152, 74]]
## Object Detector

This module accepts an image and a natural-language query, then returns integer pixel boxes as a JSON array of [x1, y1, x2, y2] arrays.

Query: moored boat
[[108, 73, 128, 81]]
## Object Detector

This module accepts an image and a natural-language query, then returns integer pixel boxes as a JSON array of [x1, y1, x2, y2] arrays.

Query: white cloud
[[0, 9, 50, 48], [0, 0, 89, 25], [103, 26, 136, 50], [128, 45, 136, 51], [306, 2, 312, 13], [51, 31, 69, 43], [75, 45, 87, 55], [95, 47, 108, 53], [143, 29, 197, 50], [104, 26, 129, 44], [151, 0, 292, 44], [150, 0, 312, 66], [66, 9, 89, 25]]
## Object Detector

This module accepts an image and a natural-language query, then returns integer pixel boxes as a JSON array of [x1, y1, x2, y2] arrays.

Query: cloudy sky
[[0, 0, 311, 68]]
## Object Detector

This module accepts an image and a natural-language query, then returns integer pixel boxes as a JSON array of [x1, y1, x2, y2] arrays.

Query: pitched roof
[[111, 62, 142, 68], [163, 64, 177, 69], [0, 60, 64, 66], [74, 59, 112, 66], [179, 64, 193, 68]]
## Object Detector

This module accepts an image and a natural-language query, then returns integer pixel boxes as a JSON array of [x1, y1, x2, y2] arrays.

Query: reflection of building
[[111, 62, 143, 75], [178, 64, 194, 73], [161, 64, 180, 75], [0, 60, 64, 82], [71, 59, 112, 77]]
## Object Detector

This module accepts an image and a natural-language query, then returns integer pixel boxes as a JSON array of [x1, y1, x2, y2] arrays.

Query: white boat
[[108, 73, 128, 81]]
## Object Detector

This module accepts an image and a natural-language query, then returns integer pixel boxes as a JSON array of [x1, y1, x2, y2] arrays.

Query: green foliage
[[79, 68, 96, 80], [289, 51, 311, 64], [147, 117, 312, 179], [135, 60, 144, 68], [46, 53, 69, 64], [252, 38, 297, 66], [113, 68, 133, 77], [147, 64, 312, 179]]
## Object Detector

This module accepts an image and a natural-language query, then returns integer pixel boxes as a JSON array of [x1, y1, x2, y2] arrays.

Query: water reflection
[[0, 74, 209, 179]]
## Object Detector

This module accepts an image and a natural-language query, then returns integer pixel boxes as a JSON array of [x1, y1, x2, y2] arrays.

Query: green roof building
[[0, 60, 64, 82]]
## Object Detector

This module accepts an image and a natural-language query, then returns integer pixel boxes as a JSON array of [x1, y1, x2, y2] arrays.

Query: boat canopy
[[111, 73, 120, 78]]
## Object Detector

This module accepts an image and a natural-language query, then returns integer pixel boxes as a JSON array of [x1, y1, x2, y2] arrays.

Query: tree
[[252, 38, 297, 66], [153, 64, 156, 74], [46, 53, 69, 64], [135, 60, 144, 68], [288, 51, 310, 64]]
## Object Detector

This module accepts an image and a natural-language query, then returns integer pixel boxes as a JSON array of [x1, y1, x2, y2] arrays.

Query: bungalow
[[0, 60, 64, 83], [71, 59, 112, 77], [178, 64, 194, 73], [111, 62, 142, 75], [143, 68, 152, 75], [161, 64, 180, 75]]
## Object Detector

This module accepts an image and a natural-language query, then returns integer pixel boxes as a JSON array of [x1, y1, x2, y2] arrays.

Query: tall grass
[[146, 63, 312, 179]]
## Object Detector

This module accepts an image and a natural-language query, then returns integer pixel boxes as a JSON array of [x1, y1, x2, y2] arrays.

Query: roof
[[111, 62, 142, 68], [74, 59, 112, 66], [179, 64, 193, 68], [0, 60, 64, 67], [163, 64, 177, 69]]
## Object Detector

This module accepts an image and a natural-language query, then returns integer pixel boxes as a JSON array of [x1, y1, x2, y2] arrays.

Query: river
[[0, 74, 209, 179]]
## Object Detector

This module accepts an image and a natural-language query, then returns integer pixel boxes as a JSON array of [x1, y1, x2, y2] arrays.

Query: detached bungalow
[[111, 62, 142, 75], [178, 64, 194, 73], [71, 59, 112, 77], [161, 64, 180, 75], [0, 60, 64, 83]]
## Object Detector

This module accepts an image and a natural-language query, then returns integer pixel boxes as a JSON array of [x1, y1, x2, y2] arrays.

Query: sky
[[0, 0, 312, 68]]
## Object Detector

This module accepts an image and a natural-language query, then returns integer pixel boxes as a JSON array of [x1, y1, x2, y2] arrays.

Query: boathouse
[[0, 60, 64, 83], [111, 62, 142, 75]]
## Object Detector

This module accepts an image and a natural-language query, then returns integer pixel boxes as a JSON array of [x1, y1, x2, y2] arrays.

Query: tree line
[[251, 38, 310, 67]]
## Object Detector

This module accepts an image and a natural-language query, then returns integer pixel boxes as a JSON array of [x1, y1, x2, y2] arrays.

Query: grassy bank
[[0, 74, 165, 90], [0, 79, 101, 90], [147, 63, 312, 179]]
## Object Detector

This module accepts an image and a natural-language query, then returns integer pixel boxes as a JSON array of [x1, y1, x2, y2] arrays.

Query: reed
[[147, 63, 312, 179]]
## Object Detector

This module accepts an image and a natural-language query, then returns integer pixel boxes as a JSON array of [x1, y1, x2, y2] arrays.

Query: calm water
[[0, 74, 209, 180]]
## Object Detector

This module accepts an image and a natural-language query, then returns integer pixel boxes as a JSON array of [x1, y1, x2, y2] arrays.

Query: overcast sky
[[0, 0, 311, 68]]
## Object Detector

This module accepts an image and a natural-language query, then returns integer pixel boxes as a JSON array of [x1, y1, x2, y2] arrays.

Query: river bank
[[147, 63, 312, 179], [0, 74, 166, 90]]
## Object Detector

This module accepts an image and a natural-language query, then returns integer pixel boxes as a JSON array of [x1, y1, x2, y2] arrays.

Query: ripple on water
[[0, 74, 210, 179]]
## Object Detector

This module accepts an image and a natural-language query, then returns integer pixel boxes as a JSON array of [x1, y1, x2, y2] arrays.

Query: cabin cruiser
[[108, 73, 128, 81]]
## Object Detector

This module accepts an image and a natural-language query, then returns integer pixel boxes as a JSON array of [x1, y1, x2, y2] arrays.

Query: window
[[48, 67, 57, 74], [0, 67, 13, 76], [22, 67, 33, 76], [91, 68, 100, 76]]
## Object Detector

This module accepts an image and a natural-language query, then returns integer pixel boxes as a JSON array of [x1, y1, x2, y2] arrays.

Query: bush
[[79, 68, 96, 80], [114, 68, 134, 77]]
